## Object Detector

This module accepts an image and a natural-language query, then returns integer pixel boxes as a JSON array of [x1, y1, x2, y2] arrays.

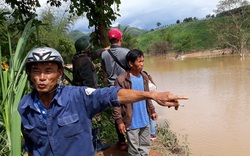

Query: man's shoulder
[[101, 50, 111, 59], [73, 55, 91, 65], [101, 47, 129, 60], [73, 54, 90, 60], [116, 72, 129, 80], [113, 47, 130, 52]]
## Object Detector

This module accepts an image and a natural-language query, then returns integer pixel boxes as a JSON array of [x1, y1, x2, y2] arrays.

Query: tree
[[37, 7, 76, 63], [193, 17, 198, 21], [118, 25, 137, 49], [183, 17, 193, 22], [4, 0, 121, 47], [214, 0, 250, 57], [206, 14, 211, 19], [156, 22, 161, 28], [176, 19, 180, 24], [148, 41, 170, 55]]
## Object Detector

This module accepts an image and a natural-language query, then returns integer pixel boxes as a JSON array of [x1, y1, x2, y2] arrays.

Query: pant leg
[[139, 124, 151, 155], [150, 119, 155, 135], [126, 125, 151, 156], [126, 128, 140, 156]]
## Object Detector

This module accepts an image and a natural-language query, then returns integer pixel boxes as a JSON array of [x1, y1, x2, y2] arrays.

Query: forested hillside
[[135, 19, 216, 53], [70, 6, 250, 56], [134, 5, 250, 56]]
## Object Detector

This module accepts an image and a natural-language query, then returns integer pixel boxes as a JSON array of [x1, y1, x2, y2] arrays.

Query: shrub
[[156, 121, 190, 155]]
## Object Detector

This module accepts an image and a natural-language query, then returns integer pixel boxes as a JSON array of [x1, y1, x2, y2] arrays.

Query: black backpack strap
[[107, 49, 127, 70]]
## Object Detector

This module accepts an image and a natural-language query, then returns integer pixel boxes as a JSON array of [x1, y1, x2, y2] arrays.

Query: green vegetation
[[1, 0, 250, 155], [135, 16, 249, 55], [155, 122, 190, 156], [0, 19, 35, 156], [36, 8, 76, 63], [135, 1, 250, 57], [135, 20, 216, 53]]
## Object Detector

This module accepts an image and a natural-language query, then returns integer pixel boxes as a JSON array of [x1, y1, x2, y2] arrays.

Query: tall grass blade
[[0, 19, 35, 156]]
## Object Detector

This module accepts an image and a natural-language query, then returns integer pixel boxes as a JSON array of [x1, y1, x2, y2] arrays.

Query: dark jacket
[[113, 71, 156, 129], [72, 54, 97, 88]]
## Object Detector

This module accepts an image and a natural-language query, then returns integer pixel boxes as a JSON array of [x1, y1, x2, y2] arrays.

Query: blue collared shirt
[[18, 85, 121, 156]]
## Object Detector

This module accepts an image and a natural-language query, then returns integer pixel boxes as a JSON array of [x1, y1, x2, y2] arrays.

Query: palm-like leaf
[[0, 19, 35, 156]]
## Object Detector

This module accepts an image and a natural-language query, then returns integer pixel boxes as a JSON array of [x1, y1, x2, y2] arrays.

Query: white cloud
[[39, 0, 220, 33], [112, 0, 220, 30]]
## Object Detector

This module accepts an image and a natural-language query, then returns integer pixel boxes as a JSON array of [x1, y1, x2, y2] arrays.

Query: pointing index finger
[[176, 96, 189, 100]]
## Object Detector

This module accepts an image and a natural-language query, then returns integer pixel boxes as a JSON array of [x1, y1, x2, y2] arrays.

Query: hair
[[126, 49, 144, 64], [109, 38, 120, 44]]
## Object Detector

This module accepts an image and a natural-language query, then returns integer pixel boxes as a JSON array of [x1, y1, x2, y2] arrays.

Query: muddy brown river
[[144, 55, 250, 156]]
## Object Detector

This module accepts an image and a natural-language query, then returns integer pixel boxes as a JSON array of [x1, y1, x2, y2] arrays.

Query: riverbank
[[166, 48, 234, 60], [96, 140, 165, 156]]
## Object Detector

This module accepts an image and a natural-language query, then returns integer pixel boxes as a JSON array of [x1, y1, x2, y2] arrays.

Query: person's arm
[[101, 63, 108, 86], [101, 56, 109, 87], [113, 78, 123, 123], [117, 89, 188, 107]]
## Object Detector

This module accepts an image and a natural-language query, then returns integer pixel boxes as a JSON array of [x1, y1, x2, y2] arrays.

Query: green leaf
[[0, 18, 35, 156]]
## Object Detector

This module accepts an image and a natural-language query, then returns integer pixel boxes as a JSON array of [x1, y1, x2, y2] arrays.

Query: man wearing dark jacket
[[72, 37, 104, 88], [114, 49, 158, 155], [72, 37, 109, 152]]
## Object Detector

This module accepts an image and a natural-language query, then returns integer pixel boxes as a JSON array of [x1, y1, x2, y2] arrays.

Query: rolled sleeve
[[107, 86, 122, 107], [85, 86, 122, 117]]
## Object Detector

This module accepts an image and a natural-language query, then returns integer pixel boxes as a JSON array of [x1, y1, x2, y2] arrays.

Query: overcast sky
[[40, 0, 221, 33], [71, 0, 220, 33]]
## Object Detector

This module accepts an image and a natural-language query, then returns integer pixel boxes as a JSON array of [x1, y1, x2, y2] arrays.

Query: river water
[[143, 55, 250, 156]]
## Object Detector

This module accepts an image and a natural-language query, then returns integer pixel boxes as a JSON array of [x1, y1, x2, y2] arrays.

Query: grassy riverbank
[[96, 122, 189, 156]]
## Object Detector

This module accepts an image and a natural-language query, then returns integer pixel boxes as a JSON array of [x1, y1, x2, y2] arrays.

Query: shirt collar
[[20, 85, 64, 109], [110, 45, 121, 48]]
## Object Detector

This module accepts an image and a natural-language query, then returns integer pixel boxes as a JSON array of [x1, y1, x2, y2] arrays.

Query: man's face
[[29, 62, 63, 93], [129, 56, 144, 73]]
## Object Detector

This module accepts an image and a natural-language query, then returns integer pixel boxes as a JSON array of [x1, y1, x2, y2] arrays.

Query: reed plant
[[0, 19, 35, 156], [155, 121, 190, 156]]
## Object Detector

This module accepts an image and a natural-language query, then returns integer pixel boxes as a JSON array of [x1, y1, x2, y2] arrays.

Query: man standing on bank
[[18, 47, 188, 156], [72, 37, 109, 152], [72, 37, 101, 87], [114, 49, 157, 155], [101, 28, 130, 150]]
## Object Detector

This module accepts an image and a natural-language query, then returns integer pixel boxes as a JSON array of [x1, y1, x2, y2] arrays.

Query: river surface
[[143, 55, 250, 156]]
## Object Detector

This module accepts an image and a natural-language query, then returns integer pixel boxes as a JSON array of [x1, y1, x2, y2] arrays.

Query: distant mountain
[[116, 25, 147, 36], [69, 26, 146, 41], [68, 30, 89, 41]]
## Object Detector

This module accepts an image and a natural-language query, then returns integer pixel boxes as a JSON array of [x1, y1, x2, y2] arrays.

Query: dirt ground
[[169, 48, 233, 60], [96, 139, 166, 156], [182, 49, 232, 58]]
